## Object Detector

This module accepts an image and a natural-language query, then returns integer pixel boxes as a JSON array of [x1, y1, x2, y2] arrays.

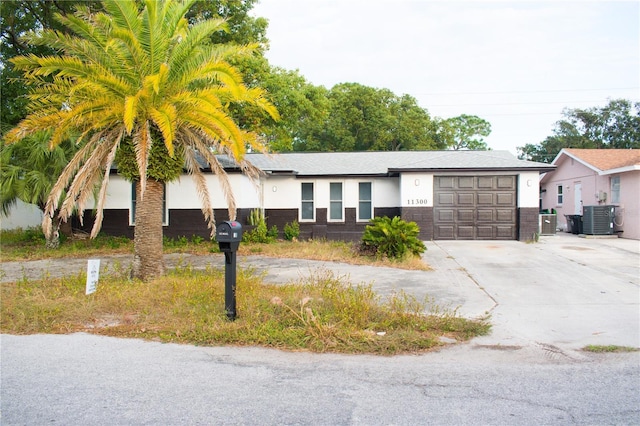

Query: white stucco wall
[[400, 174, 434, 207], [99, 174, 260, 210], [0, 199, 43, 230], [263, 176, 399, 221], [518, 171, 540, 208]]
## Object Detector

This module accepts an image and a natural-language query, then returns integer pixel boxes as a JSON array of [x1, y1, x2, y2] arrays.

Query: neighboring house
[[0, 199, 43, 230], [540, 148, 640, 240], [74, 150, 553, 242]]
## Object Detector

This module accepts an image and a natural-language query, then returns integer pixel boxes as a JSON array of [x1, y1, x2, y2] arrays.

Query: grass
[[582, 345, 639, 353], [0, 266, 490, 355], [0, 228, 474, 354], [0, 228, 431, 271]]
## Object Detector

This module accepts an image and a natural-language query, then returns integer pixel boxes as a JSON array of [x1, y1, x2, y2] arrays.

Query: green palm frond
[[7, 0, 279, 238], [102, 0, 142, 35]]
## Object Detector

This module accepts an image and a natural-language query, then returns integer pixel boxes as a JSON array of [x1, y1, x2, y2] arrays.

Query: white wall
[[263, 176, 400, 216], [518, 171, 541, 208], [167, 174, 259, 209], [101, 174, 261, 210], [0, 199, 43, 230], [400, 173, 434, 207]]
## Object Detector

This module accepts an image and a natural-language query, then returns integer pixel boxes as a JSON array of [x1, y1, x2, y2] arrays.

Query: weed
[[284, 220, 300, 241], [0, 268, 488, 354], [582, 345, 639, 353]]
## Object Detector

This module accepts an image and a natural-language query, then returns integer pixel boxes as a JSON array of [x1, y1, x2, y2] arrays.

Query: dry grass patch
[[1, 266, 487, 355], [238, 240, 431, 271], [1, 229, 431, 271]]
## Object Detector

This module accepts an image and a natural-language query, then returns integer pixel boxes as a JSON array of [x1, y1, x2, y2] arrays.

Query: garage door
[[434, 176, 516, 240]]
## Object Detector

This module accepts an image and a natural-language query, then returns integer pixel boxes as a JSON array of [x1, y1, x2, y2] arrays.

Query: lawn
[[0, 229, 489, 354]]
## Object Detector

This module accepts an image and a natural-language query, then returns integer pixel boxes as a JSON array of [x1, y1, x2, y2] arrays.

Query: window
[[301, 182, 314, 221], [329, 182, 343, 221], [611, 176, 620, 204], [557, 185, 563, 205], [131, 182, 167, 225], [358, 182, 372, 221]]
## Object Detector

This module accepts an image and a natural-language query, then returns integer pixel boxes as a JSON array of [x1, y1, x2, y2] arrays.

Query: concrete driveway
[[429, 233, 640, 351]]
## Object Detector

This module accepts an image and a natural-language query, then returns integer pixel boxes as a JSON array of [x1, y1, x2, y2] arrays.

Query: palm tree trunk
[[132, 179, 165, 281]]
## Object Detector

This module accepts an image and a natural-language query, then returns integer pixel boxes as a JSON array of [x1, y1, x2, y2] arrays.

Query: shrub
[[242, 211, 276, 244], [284, 220, 300, 241], [360, 216, 426, 260]]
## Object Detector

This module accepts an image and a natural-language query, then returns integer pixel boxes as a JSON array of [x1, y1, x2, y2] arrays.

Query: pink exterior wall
[[541, 156, 640, 239], [616, 171, 640, 240], [541, 156, 598, 231]]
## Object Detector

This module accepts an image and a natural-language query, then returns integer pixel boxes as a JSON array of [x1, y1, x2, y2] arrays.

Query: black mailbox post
[[216, 221, 242, 320]]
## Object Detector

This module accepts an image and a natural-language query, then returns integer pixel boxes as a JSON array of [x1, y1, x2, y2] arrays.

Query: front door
[[574, 182, 582, 215]]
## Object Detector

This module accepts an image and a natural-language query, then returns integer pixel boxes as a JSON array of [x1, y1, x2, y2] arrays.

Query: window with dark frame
[[301, 182, 314, 221], [358, 182, 372, 221], [329, 182, 343, 221], [611, 176, 620, 203], [557, 185, 563, 205]]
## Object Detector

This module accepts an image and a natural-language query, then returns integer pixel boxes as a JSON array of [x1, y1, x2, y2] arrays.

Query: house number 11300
[[407, 199, 428, 205]]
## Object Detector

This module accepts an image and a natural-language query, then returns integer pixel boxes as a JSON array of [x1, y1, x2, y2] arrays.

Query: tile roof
[[563, 149, 640, 171], [232, 150, 553, 176]]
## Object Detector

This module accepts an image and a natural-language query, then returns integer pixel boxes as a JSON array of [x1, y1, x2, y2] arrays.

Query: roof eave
[[388, 167, 556, 173], [599, 165, 640, 175]]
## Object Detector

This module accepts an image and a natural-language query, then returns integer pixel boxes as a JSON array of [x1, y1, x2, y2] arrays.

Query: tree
[[294, 83, 438, 152], [0, 131, 78, 247], [258, 67, 330, 151], [4, 0, 278, 281], [1, 0, 102, 128], [1, 0, 268, 130], [518, 99, 640, 163], [435, 114, 491, 150]]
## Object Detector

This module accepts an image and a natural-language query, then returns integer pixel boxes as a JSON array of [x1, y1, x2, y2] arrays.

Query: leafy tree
[[258, 67, 330, 151], [518, 99, 640, 163], [295, 83, 438, 152], [435, 114, 491, 151], [0, 131, 78, 247], [0, 1, 102, 128], [4, 0, 278, 280]]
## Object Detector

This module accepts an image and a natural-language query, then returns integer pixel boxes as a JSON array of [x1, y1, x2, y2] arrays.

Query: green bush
[[242, 214, 276, 244], [360, 216, 426, 260], [283, 220, 300, 241]]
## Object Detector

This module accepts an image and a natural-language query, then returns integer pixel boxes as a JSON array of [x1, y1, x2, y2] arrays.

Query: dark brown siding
[[517, 207, 539, 241], [79, 206, 413, 243], [401, 207, 434, 240]]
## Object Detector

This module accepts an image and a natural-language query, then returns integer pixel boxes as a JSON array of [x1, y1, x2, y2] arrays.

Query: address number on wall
[[407, 199, 428, 205]]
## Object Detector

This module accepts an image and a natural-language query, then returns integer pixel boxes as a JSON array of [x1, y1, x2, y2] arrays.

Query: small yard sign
[[86, 259, 100, 295]]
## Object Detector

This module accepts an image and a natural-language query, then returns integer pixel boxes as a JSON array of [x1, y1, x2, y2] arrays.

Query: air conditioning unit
[[539, 214, 557, 235], [582, 205, 614, 235]]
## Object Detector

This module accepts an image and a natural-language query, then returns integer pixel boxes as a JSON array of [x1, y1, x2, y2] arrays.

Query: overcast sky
[[251, 0, 639, 154]]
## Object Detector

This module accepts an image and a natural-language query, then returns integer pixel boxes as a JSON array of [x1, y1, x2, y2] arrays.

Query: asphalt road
[[2, 233, 639, 425], [2, 333, 639, 425]]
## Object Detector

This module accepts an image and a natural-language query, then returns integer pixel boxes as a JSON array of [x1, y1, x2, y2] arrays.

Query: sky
[[251, 0, 640, 155]]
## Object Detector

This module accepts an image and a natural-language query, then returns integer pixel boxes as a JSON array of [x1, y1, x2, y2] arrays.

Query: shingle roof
[[233, 150, 553, 176], [563, 149, 640, 171]]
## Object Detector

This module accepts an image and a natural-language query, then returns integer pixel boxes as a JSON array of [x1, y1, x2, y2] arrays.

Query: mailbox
[[216, 220, 242, 252], [216, 220, 242, 320]]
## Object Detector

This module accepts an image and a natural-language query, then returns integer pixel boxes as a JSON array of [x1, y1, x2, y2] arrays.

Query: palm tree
[[0, 131, 78, 248], [4, 0, 278, 280]]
